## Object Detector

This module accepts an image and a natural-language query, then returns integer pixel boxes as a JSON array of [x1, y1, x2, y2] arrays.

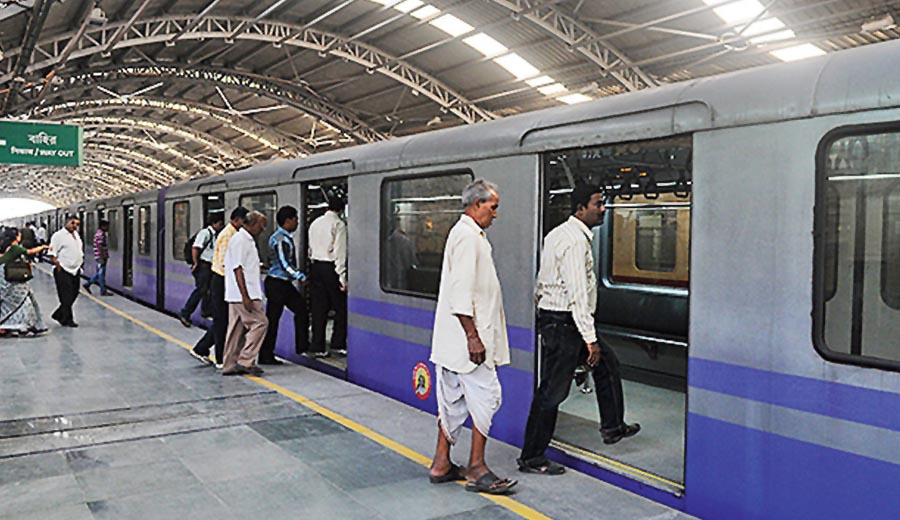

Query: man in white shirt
[[49, 217, 84, 328], [307, 189, 348, 357], [518, 184, 640, 476], [428, 179, 516, 495], [222, 211, 268, 376], [35, 223, 47, 244], [179, 214, 225, 327]]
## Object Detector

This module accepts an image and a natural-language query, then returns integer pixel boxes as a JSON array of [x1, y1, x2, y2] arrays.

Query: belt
[[312, 260, 335, 265]]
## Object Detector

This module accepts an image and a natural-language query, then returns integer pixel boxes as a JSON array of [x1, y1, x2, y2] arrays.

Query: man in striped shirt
[[518, 183, 640, 476], [83, 220, 110, 296]]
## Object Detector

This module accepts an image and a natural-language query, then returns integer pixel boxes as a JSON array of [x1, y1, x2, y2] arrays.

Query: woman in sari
[[0, 227, 49, 337]]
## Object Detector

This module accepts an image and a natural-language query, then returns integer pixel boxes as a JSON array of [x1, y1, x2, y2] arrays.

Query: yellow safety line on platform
[[81, 290, 551, 520]]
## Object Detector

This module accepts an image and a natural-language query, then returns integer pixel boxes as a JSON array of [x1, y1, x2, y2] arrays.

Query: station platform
[[0, 270, 694, 520]]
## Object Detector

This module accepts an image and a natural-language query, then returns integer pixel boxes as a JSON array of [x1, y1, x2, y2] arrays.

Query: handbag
[[4, 258, 33, 283]]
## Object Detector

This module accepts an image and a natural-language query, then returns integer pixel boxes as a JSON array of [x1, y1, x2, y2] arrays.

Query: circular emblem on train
[[413, 362, 432, 400]]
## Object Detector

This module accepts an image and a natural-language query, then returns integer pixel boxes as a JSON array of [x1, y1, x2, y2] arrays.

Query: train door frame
[[123, 203, 134, 288], [535, 134, 693, 494], [299, 176, 349, 373]]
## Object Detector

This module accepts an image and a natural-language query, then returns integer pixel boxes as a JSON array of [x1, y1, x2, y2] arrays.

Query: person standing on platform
[[518, 183, 640, 476], [222, 211, 268, 377], [307, 189, 348, 358], [190, 207, 248, 368], [428, 179, 516, 495], [178, 214, 225, 327], [35, 223, 47, 246], [0, 228, 48, 337], [83, 220, 110, 296], [49, 217, 84, 328], [259, 205, 309, 365]]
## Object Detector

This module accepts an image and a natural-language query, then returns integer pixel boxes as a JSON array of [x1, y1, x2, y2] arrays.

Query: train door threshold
[[550, 439, 685, 497]]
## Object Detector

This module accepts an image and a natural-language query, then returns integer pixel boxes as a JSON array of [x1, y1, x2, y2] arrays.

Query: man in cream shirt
[[428, 179, 516, 495], [519, 183, 639, 476]]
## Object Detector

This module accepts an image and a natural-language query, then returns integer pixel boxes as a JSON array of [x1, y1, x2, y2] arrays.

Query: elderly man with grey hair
[[428, 179, 517, 495], [222, 210, 269, 377]]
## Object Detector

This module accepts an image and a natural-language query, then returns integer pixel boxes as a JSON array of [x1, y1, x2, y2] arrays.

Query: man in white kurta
[[428, 179, 516, 495]]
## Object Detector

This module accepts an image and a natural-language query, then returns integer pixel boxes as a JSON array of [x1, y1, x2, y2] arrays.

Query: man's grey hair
[[461, 179, 499, 208], [244, 210, 266, 225]]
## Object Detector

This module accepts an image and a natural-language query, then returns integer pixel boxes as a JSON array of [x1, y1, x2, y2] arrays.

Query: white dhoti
[[435, 364, 502, 444]]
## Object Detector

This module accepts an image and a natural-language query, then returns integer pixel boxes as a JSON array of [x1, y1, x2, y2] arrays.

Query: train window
[[172, 201, 191, 262], [816, 128, 900, 368], [107, 210, 118, 251], [380, 172, 473, 298], [138, 205, 151, 256], [609, 194, 690, 287], [883, 183, 900, 310], [239, 192, 277, 268]]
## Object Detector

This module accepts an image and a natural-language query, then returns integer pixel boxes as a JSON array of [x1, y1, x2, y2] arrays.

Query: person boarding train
[[518, 183, 640, 476], [307, 189, 348, 357]]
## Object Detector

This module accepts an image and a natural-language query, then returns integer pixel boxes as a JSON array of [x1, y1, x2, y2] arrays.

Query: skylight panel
[[702, 0, 765, 25], [430, 14, 473, 37], [410, 5, 439, 20], [393, 0, 423, 13], [526, 76, 555, 87], [770, 43, 826, 62], [463, 33, 508, 57], [537, 83, 568, 96], [494, 53, 540, 79], [370, 0, 403, 7], [557, 93, 592, 105]]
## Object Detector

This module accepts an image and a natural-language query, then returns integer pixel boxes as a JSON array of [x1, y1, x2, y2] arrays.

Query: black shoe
[[257, 359, 283, 366], [247, 365, 265, 376], [82, 284, 92, 294], [222, 365, 250, 376], [178, 315, 192, 328], [601, 423, 641, 445], [64, 322, 79, 328]]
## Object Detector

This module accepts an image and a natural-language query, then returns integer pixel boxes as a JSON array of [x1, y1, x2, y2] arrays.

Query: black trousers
[[180, 261, 212, 318], [261, 277, 310, 360], [520, 310, 626, 464], [193, 273, 226, 363], [309, 261, 347, 353], [51, 267, 80, 325]]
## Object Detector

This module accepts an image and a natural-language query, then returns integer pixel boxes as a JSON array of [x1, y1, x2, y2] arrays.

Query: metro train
[[12, 39, 900, 518]]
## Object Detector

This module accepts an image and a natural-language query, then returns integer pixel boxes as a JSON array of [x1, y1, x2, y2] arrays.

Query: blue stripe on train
[[348, 296, 534, 352], [686, 413, 900, 519], [347, 326, 533, 448], [690, 357, 900, 432]]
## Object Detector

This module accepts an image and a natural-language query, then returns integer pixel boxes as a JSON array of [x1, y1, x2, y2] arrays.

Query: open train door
[[300, 177, 349, 373], [538, 136, 692, 495]]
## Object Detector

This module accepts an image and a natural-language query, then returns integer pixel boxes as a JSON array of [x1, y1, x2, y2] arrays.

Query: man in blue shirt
[[259, 205, 309, 364]]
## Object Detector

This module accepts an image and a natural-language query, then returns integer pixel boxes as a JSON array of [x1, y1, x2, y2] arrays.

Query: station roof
[[1, 0, 897, 205]]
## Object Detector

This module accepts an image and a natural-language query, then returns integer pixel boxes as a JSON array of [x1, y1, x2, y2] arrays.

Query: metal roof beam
[[1, 0, 53, 114], [0, 15, 495, 124], [486, 0, 657, 92], [21, 63, 382, 143]]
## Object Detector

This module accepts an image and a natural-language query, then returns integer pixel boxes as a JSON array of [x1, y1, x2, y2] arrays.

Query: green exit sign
[[0, 120, 83, 167]]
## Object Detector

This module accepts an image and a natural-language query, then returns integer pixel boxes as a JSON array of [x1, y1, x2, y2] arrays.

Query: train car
[[18, 39, 900, 519]]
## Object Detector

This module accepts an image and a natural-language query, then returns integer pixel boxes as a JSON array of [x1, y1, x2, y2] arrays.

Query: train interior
[[541, 135, 692, 486]]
